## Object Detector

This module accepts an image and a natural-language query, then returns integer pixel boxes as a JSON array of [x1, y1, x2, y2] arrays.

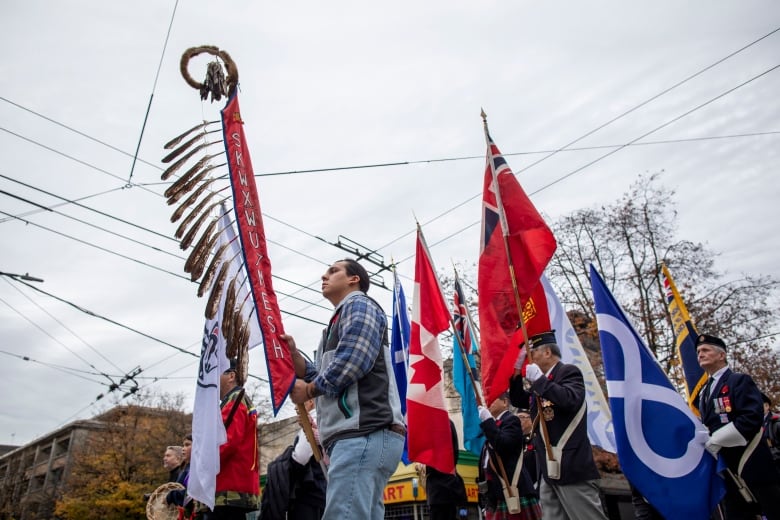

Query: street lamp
[[0, 271, 44, 283]]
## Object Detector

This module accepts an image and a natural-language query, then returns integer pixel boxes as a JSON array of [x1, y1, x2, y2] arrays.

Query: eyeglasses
[[517, 415, 531, 420]]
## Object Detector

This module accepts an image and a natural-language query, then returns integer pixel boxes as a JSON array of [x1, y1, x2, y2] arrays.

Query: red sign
[[222, 94, 294, 414]]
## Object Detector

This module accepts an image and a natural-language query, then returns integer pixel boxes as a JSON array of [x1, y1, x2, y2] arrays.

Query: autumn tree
[[55, 390, 190, 520], [546, 172, 780, 398]]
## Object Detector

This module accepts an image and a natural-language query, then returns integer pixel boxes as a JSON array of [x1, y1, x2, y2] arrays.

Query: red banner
[[478, 130, 556, 407], [221, 94, 294, 414]]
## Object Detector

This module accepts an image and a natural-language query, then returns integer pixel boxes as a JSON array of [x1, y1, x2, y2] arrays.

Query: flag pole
[[451, 264, 485, 407], [295, 403, 323, 462], [412, 223, 479, 404], [416, 223, 484, 408], [481, 110, 530, 342], [481, 109, 555, 464]]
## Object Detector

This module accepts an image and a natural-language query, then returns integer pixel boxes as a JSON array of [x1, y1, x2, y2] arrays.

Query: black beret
[[695, 334, 727, 351], [762, 392, 772, 405], [528, 330, 557, 350], [225, 358, 238, 372]]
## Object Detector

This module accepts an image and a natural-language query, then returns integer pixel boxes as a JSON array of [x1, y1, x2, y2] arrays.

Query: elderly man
[[509, 331, 606, 520], [695, 333, 780, 519], [477, 393, 541, 519], [282, 258, 404, 520]]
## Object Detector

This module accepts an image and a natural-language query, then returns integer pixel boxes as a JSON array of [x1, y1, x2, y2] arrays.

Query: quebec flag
[[590, 265, 724, 520]]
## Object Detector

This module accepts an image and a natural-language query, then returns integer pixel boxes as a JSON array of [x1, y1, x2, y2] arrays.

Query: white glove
[[704, 438, 721, 459], [525, 363, 543, 382], [292, 429, 314, 464], [478, 406, 492, 422], [710, 422, 747, 447]]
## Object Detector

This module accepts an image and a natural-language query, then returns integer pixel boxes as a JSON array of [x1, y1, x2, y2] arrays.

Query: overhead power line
[[1, 27, 777, 365], [1, 278, 124, 373], [380, 61, 780, 263]]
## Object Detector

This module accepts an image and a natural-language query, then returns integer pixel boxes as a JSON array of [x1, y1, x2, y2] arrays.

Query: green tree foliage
[[546, 172, 780, 398], [54, 391, 190, 519]]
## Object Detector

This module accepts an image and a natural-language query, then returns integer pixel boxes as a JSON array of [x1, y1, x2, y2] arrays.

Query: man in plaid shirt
[[283, 259, 405, 520]]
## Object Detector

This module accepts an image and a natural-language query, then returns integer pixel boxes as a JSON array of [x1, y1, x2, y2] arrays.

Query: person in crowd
[[696, 333, 780, 519], [282, 258, 405, 520], [260, 400, 326, 520], [509, 331, 607, 520], [199, 358, 259, 519], [628, 483, 663, 520], [515, 408, 538, 494], [163, 445, 184, 482], [477, 392, 541, 520], [761, 392, 780, 470], [144, 445, 183, 503], [422, 419, 468, 520], [167, 433, 192, 507]]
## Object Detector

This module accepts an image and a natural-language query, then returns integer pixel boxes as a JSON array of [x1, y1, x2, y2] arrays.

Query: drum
[[146, 482, 185, 520]]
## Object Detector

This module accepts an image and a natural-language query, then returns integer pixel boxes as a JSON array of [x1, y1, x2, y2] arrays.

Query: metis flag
[[452, 273, 484, 455], [478, 121, 556, 406], [590, 265, 724, 519], [661, 263, 706, 416], [407, 226, 455, 473], [390, 270, 412, 464], [189, 207, 235, 510]]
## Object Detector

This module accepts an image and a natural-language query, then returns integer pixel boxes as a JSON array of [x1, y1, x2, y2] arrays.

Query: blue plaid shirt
[[304, 291, 386, 398]]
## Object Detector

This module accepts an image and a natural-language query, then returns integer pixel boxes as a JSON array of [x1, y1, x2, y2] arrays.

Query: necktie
[[701, 377, 713, 412]]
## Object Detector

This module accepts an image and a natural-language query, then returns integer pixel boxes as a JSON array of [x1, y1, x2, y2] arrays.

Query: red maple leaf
[[409, 355, 441, 391]]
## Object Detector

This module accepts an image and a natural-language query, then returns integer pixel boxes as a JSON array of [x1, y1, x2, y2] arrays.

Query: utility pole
[[328, 235, 393, 290]]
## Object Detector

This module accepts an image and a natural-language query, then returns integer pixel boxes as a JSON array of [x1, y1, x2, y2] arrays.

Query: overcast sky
[[1, 1, 779, 446]]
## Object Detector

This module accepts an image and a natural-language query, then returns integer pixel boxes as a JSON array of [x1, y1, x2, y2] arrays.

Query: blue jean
[[322, 428, 404, 520]]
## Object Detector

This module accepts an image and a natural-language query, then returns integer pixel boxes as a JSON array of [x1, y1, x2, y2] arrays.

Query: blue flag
[[590, 265, 724, 520], [661, 262, 707, 416], [452, 275, 484, 456], [391, 271, 411, 463]]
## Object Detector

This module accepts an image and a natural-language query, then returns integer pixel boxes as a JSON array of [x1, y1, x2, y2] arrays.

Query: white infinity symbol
[[597, 313, 709, 478]]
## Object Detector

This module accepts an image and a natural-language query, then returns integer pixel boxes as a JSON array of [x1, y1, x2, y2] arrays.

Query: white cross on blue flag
[[589, 264, 725, 520]]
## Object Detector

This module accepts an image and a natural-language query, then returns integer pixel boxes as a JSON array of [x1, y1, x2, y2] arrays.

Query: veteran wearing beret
[[696, 333, 780, 519], [509, 331, 607, 520]]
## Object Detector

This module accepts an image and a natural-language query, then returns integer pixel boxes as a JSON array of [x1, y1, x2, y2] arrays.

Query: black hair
[[338, 258, 370, 293]]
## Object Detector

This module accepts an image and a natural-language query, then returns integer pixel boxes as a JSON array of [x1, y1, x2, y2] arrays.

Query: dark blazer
[[509, 361, 600, 485], [260, 440, 326, 520], [478, 411, 536, 508], [425, 420, 467, 506], [696, 368, 780, 488]]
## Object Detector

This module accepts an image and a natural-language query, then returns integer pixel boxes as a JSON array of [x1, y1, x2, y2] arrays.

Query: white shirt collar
[[709, 365, 728, 387]]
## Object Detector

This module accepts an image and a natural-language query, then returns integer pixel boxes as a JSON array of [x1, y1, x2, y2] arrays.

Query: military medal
[[723, 396, 732, 413], [541, 398, 555, 421]]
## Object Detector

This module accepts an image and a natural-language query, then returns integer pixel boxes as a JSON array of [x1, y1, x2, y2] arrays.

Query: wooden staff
[[450, 265, 484, 407]]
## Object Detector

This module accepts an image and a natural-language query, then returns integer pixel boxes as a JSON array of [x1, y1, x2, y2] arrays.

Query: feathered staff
[[162, 46, 320, 460]]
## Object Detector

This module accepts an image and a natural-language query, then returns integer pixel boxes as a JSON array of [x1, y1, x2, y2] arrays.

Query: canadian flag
[[406, 226, 455, 474]]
